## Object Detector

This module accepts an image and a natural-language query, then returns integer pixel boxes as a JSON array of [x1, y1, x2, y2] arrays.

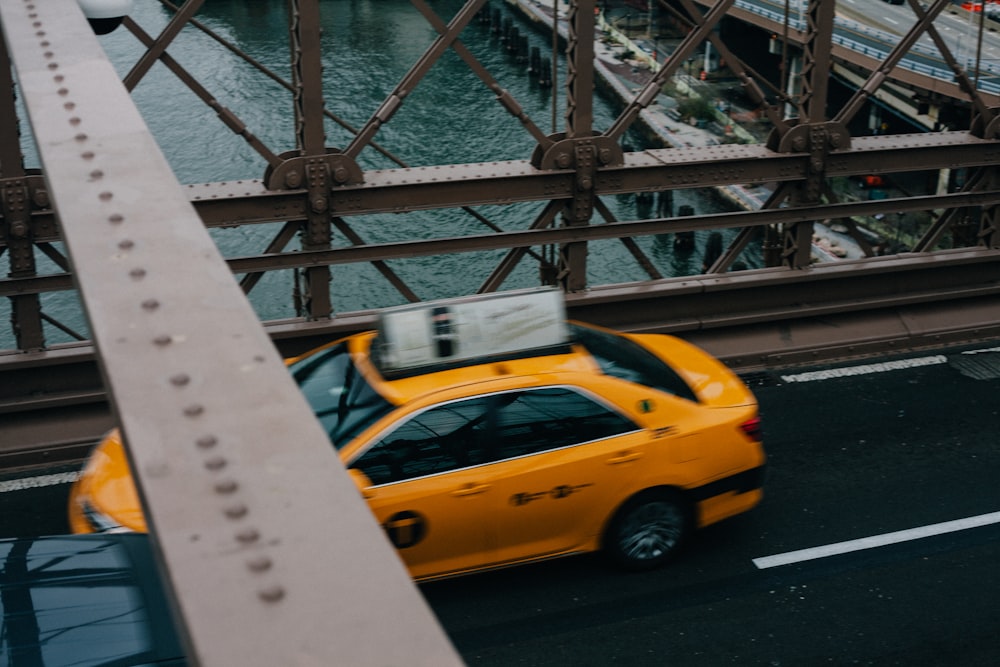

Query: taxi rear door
[[477, 387, 647, 564]]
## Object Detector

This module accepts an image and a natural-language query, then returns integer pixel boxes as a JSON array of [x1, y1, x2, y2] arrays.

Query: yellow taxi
[[69, 288, 765, 581]]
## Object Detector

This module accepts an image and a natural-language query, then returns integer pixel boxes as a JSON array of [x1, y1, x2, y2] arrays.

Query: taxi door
[[479, 387, 648, 564], [346, 400, 499, 580], [350, 467, 493, 580]]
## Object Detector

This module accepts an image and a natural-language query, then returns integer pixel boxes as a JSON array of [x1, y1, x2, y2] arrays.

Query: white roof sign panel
[[377, 288, 568, 372]]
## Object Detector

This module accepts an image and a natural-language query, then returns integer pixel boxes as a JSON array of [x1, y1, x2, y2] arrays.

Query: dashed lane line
[[753, 510, 1000, 569], [780, 346, 1000, 384], [0, 470, 82, 494], [779, 355, 948, 383]]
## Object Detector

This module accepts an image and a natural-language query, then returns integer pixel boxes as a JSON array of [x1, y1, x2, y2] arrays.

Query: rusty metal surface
[[2, 2, 1000, 332], [0, 0, 997, 448], [0, 1, 461, 665]]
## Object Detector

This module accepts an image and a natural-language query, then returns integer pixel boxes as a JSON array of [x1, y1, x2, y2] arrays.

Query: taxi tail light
[[739, 416, 762, 442]]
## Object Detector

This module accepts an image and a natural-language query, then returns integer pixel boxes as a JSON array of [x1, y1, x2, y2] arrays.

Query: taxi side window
[[351, 388, 636, 485], [352, 398, 492, 485], [487, 387, 636, 462]]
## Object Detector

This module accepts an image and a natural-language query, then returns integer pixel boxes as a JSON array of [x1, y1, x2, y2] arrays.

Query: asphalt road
[[2, 345, 998, 665], [423, 347, 1000, 665]]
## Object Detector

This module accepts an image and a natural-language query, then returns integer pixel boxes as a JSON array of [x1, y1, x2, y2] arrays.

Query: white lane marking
[[780, 355, 947, 383], [0, 470, 82, 493], [962, 347, 1000, 355], [753, 511, 1000, 569]]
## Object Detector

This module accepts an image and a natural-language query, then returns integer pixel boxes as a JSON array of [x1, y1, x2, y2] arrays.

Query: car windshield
[[570, 323, 698, 402], [289, 342, 395, 449]]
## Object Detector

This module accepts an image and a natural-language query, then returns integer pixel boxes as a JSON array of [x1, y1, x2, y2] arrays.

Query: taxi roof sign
[[375, 288, 569, 376]]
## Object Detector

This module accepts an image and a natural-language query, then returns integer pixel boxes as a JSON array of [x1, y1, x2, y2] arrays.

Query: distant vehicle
[[0, 534, 184, 666], [883, 0, 904, 5], [70, 289, 765, 581]]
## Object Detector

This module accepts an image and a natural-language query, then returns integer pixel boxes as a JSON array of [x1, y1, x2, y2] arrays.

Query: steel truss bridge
[[0, 0, 998, 663]]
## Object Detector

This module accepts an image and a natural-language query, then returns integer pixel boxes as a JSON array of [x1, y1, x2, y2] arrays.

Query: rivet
[[74, 133, 87, 142], [214, 479, 238, 494], [109, 213, 124, 224], [170, 373, 190, 386], [47, 62, 58, 70], [196, 435, 218, 449], [236, 528, 260, 543], [57, 88, 68, 96], [247, 555, 272, 572], [204, 456, 226, 470], [141, 298, 159, 310], [118, 239, 134, 250], [153, 334, 172, 346], [129, 267, 146, 279], [81, 151, 94, 160], [224, 503, 248, 519], [89, 169, 103, 179], [183, 404, 205, 417], [258, 585, 285, 603], [98, 191, 113, 201]]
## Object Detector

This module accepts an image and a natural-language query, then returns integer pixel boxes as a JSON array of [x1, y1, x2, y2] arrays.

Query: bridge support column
[[557, 0, 597, 292], [0, 30, 45, 350]]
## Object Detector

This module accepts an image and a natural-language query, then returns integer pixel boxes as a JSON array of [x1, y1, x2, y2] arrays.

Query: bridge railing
[[734, 0, 1000, 94]]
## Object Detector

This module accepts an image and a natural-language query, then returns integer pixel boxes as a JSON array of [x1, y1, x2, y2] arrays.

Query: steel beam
[[0, 1, 461, 665]]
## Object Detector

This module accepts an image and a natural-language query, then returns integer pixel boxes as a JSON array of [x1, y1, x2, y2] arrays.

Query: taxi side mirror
[[77, 0, 134, 34], [348, 468, 375, 499]]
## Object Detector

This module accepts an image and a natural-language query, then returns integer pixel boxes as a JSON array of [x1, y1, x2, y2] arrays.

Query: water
[[3, 0, 747, 349]]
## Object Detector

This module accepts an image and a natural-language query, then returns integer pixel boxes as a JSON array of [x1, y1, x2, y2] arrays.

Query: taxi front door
[[355, 467, 493, 580]]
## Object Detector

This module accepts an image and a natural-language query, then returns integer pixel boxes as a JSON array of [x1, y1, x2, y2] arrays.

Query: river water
[[4, 0, 748, 349]]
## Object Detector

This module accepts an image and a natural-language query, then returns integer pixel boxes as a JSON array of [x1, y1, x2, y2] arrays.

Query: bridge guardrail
[[736, 0, 1000, 95]]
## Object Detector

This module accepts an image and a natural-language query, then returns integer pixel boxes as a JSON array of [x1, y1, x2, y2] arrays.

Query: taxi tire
[[603, 490, 691, 571]]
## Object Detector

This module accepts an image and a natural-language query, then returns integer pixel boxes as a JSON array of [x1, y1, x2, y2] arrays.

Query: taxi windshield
[[570, 323, 698, 402], [289, 342, 394, 449]]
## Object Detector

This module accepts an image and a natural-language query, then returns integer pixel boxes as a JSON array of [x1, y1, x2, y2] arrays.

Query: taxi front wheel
[[604, 491, 691, 571]]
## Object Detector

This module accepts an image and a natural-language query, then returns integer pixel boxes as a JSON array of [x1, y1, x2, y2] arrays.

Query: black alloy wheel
[[604, 491, 691, 571]]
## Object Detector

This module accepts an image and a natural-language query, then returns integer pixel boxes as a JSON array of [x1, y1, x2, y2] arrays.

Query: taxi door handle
[[452, 483, 491, 497], [607, 451, 643, 465]]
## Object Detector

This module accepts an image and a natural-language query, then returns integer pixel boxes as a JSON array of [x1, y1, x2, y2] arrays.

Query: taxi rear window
[[290, 342, 394, 449], [570, 324, 698, 402]]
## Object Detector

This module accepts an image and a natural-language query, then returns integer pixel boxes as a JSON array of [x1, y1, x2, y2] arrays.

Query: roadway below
[[2, 344, 998, 664]]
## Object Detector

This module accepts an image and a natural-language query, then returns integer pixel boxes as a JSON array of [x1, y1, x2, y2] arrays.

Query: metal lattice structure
[[1, 0, 1000, 660]]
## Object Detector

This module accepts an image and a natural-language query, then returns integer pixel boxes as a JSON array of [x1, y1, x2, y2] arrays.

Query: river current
[[4, 0, 743, 348]]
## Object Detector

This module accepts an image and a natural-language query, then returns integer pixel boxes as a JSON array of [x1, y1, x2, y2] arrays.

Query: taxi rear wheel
[[604, 491, 690, 571]]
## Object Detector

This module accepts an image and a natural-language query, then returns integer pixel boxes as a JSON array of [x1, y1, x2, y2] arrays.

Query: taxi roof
[[350, 329, 600, 407]]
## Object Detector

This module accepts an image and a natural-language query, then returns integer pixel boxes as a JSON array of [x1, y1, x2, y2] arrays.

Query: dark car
[[0, 533, 184, 666]]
